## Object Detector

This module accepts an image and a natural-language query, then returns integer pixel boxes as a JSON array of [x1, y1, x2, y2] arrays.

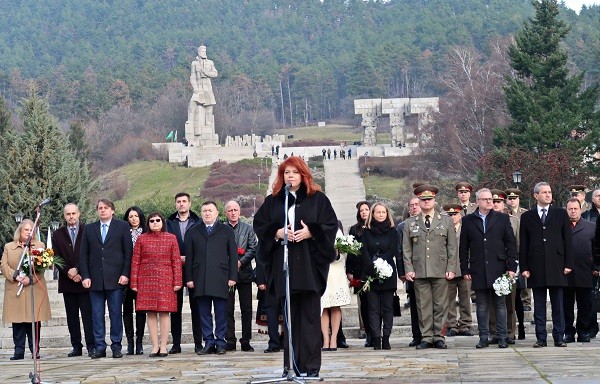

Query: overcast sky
[[563, 0, 600, 12]]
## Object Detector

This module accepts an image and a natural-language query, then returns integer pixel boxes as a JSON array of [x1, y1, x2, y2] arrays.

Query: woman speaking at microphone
[[253, 156, 338, 379]]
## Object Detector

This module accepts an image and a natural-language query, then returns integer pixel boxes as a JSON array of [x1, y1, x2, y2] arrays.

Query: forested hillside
[[0, 0, 598, 170]]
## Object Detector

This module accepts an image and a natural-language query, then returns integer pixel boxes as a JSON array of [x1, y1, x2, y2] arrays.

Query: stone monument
[[185, 45, 219, 147]]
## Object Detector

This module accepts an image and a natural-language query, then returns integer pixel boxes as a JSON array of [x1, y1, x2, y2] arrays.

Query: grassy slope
[[276, 124, 391, 144]]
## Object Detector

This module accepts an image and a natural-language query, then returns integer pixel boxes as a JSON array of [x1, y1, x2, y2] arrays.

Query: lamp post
[[253, 197, 256, 216], [15, 211, 24, 223], [258, 173, 261, 190], [512, 170, 522, 189], [366, 167, 371, 177]]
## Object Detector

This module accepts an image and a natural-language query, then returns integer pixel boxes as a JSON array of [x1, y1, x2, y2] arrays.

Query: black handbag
[[592, 278, 600, 313], [393, 291, 401, 317]]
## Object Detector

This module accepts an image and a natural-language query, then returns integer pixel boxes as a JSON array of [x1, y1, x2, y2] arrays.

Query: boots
[[382, 336, 391, 350], [373, 337, 382, 350], [126, 337, 134, 355], [135, 336, 144, 355], [518, 324, 525, 340]]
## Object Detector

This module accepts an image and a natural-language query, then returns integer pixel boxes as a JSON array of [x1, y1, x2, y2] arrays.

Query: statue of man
[[188, 45, 218, 136]]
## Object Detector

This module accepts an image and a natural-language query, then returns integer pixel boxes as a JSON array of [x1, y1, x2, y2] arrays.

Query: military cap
[[568, 185, 586, 196], [455, 182, 473, 192], [442, 203, 463, 215], [505, 188, 522, 198], [490, 189, 507, 202], [412, 181, 426, 190], [414, 184, 439, 200]]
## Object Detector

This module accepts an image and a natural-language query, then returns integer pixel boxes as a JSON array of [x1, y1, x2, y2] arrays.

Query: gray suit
[[403, 213, 457, 343]]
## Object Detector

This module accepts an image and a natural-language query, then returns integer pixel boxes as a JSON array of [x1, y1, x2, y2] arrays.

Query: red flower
[[349, 278, 362, 288], [31, 249, 41, 256], [237, 247, 245, 256]]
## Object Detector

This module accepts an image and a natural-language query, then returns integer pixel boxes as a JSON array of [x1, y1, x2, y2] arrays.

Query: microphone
[[37, 198, 53, 207]]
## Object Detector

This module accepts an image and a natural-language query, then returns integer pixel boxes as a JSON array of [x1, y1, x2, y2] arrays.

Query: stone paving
[[2, 336, 600, 383]]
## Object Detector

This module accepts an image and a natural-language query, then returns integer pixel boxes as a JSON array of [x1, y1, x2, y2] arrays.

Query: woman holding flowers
[[1, 219, 51, 360], [130, 212, 181, 357], [360, 202, 399, 350]]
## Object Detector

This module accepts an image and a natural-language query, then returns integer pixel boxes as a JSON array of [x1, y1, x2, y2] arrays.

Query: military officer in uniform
[[403, 185, 457, 350], [506, 188, 531, 312], [456, 182, 477, 216], [443, 204, 473, 337], [568, 185, 590, 213]]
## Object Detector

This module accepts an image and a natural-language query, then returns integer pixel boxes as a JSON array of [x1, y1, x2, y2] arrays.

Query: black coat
[[567, 219, 595, 288], [79, 219, 133, 291], [166, 211, 200, 255], [360, 226, 399, 291], [253, 186, 338, 298], [52, 222, 88, 294], [459, 209, 518, 290], [346, 223, 366, 278], [519, 206, 574, 288], [184, 220, 238, 300]]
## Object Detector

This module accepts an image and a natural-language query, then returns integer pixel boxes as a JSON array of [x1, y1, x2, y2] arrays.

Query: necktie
[[70, 227, 76, 246], [425, 215, 431, 229], [206, 225, 212, 234], [101, 224, 107, 243], [541, 208, 547, 224], [463, 205, 468, 215]]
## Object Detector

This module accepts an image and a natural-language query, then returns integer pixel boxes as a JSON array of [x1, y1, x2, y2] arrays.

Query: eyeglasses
[[149, 218, 162, 223], [478, 198, 493, 202]]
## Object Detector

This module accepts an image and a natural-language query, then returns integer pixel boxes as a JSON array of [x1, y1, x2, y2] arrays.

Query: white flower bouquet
[[360, 257, 394, 293], [493, 273, 515, 297], [335, 233, 362, 256]]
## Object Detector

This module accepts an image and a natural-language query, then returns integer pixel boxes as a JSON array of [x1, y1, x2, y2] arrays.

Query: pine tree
[[0, 92, 96, 243], [494, 0, 600, 171]]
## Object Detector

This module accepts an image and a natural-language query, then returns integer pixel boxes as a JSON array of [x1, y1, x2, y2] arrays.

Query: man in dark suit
[[52, 203, 95, 357], [564, 197, 595, 342], [80, 198, 133, 359], [520, 182, 574, 348], [185, 201, 237, 355], [460, 188, 518, 349], [166, 192, 202, 354]]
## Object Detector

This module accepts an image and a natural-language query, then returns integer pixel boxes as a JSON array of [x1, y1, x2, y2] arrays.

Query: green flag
[[166, 130, 173, 141], [174, 131, 178, 142]]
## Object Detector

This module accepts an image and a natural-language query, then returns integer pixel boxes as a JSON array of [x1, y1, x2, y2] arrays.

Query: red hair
[[271, 156, 322, 196]]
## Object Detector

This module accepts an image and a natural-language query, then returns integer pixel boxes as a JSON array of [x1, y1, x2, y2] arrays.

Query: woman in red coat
[[130, 212, 181, 357]]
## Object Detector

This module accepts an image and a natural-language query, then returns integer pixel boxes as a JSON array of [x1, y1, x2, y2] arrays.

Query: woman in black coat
[[360, 202, 399, 350], [253, 156, 338, 378], [347, 201, 372, 346]]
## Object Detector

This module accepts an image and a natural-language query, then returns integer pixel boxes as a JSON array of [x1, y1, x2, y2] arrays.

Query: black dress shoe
[[498, 338, 508, 348], [216, 346, 226, 355], [194, 345, 204, 354], [68, 348, 82, 357], [458, 330, 474, 336], [533, 340, 547, 348], [90, 350, 107, 359], [433, 340, 447, 349], [337, 341, 349, 349], [564, 335, 576, 343], [446, 329, 458, 337], [577, 335, 591, 343], [409, 338, 422, 347], [506, 337, 515, 345], [197, 345, 216, 355], [87, 349, 96, 357], [168, 345, 181, 354], [415, 341, 432, 350], [554, 341, 567, 347], [307, 370, 319, 378], [264, 347, 280, 353], [135, 341, 144, 355], [149, 352, 160, 357], [10, 353, 24, 360], [112, 350, 123, 358], [158, 351, 168, 357], [241, 343, 254, 352], [476, 339, 489, 349], [126, 344, 134, 355], [489, 337, 499, 344], [225, 342, 236, 351]]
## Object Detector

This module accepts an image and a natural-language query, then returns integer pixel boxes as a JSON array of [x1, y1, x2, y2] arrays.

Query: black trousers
[[563, 286, 592, 338], [282, 292, 321, 375], [63, 291, 95, 351], [365, 289, 393, 338], [265, 292, 283, 349], [12, 322, 40, 355], [226, 281, 253, 344], [123, 287, 146, 342], [406, 281, 422, 340], [171, 286, 202, 348], [533, 287, 565, 342]]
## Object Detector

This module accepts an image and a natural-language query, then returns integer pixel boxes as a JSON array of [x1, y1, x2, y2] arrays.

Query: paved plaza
[[2, 336, 600, 383]]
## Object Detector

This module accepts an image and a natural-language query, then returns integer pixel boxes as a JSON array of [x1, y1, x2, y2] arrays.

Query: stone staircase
[[323, 158, 366, 231]]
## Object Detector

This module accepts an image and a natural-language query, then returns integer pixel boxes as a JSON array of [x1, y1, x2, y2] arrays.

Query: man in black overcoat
[[520, 182, 574, 348], [80, 198, 133, 358], [185, 201, 238, 355], [460, 188, 518, 349], [52, 203, 95, 357], [563, 198, 595, 342]]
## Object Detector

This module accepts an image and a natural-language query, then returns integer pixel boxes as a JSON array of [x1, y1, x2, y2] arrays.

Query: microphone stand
[[12, 205, 49, 384], [250, 185, 322, 384]]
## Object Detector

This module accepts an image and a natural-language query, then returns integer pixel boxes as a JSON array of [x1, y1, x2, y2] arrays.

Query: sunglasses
[[149, 218, 162, 223]]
